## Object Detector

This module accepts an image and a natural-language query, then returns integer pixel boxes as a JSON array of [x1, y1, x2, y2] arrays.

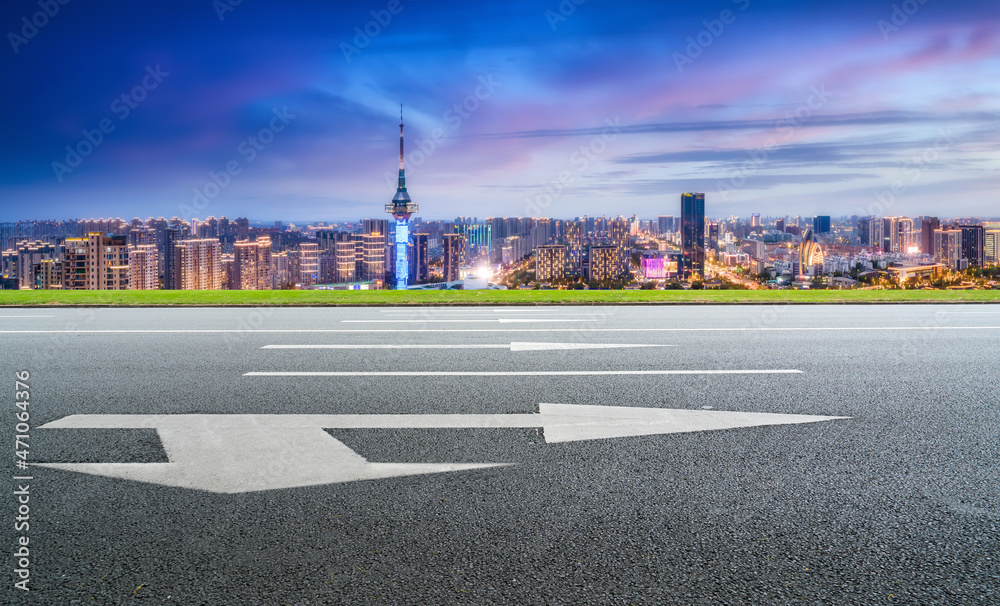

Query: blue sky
[[1, 0, 998, 222]]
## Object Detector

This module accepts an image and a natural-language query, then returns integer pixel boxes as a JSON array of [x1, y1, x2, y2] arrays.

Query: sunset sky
[[2, 0, 998, 222]]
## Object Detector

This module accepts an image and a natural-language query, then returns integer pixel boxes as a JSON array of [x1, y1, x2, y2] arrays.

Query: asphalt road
[[1, 305, 998, 605]]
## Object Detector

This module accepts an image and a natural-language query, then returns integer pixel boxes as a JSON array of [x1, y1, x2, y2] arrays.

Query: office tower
[[536, 245, 567, 281], [589, 245, 622, 282], [934, 229, 963, 270], [813, 216, 831, 234], [751, 213, 761, 228], [986, 230, 999, 264], [958, 225, 986, 268], [129, 244, 159, 290], [233, 237, 272, 290], [174, 239, 222, 290], [881, 217, 899, 252], [412, 233, 429, 284], [443, 233, 462, 282], [335, 240, 356, 283], [681, 193, 706, 279], [297, 242, 319, 286], [898, 218, 915, 252], [921, 217, 941, 255], [657, 215, 674, 235], [384, 107, 419, 289], [776, 219, 785, 233], [62, 233, 128, 290]]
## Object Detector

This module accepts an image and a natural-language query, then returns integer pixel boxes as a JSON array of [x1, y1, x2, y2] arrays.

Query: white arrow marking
[[244, 370, 803, 377], [261, 342, 673, 351], [37, 405, 847, 493]]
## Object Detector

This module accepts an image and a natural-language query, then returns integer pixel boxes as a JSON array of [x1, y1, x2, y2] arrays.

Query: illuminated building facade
[[129, 244, 159, 290], [233, 237, 272, 290], [62, 232, 129, 290], [175, 239, 222, 290], [589, 245, 622, 282], [536, 245, 566, 281]]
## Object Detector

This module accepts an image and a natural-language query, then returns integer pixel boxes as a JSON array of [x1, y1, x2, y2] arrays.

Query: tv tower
[[385, 105, 419, 290]]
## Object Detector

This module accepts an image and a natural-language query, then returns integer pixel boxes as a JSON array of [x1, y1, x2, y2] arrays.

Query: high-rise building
[[881, 217, 899, 253], [443, 233, 462, 282], [812, 216, 831, 234], [384, 107, 419, 289], [934, 228, 963, 270], [233, 237, 272, 290], [751, 213, 761, 229], [62, 233, 129, 290], [163, 227, 181, 290], [174, 239, 222, 290], [589, 245, 622, 282], [657, 215, 674, 235], [297, 242, 319, 286], [14, 241, 59, 289], [362, 233, 386, 284], [958, 225, 986, 268], [33, 259, 64, 289], [536, 245, 567, 281], [921, 217, 941, 255], [412, 233, 429, 284], [681, 193, 706, 279], [986, 230, 1000, 265], [129, 244, 159, 290], [334, 240, 356, 283], [776, 219, 786, 233]]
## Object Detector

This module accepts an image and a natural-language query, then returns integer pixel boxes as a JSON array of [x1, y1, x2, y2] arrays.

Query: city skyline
[[2, 0, 998, 222]]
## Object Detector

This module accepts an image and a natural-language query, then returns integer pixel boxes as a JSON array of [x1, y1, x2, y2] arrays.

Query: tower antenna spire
[[399, 104, 404, 170]]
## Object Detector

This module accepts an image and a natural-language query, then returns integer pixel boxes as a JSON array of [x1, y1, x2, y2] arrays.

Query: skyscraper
[[921, 217, 940, 255], [812, 216, 831, 234], [129, 244, 159, 290], [958, 225, 986, 268], [385, 106, 419, 290], [681, 193, 705, 279], [443, 233, 462, 282], [412, 233, 429, 284]]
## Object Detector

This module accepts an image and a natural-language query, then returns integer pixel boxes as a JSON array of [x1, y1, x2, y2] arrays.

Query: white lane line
[[342, 319, 594, 324], [262, 342, 673, 351], [0, 315, 54, 318], [245, 370, 804, 377], [4, 326, 1000, 334], [379, 309, 613, 316], [938, 311, 1000, 314]]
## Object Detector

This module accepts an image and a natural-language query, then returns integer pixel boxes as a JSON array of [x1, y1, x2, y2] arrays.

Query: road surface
[[1, 305, 998, 604]]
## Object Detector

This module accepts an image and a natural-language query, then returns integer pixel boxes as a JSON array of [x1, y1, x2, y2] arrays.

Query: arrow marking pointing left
[[37, 404, 849, 493]]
